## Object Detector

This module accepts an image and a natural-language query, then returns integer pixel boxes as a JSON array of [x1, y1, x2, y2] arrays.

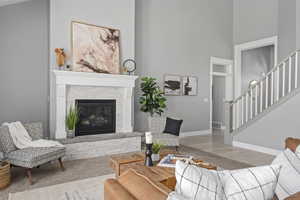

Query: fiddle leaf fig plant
[[139, 77, 167, 117]]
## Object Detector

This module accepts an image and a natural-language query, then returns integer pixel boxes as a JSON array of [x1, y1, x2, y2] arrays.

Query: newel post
[[224, 101, 233, 145]]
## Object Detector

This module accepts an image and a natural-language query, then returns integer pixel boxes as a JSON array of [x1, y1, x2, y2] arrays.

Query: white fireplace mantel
[[53, 70, 138, 139]]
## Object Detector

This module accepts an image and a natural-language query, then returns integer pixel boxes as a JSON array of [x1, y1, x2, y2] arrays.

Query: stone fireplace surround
[[53, 70, 138, 139]]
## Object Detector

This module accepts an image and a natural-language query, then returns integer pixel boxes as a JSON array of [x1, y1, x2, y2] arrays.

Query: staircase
[[226, 50, 300, 137]]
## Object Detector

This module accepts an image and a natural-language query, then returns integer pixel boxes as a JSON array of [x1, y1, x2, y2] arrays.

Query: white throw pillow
[[217, 165, 281, 200], [296, 145, 300, 158], [174, 161, 223, 200], [272, 149, 300, 200], [167, 192, 189, 200]]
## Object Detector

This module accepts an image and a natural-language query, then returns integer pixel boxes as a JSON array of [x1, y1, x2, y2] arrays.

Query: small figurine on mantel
[[54, 48, 66, 70]]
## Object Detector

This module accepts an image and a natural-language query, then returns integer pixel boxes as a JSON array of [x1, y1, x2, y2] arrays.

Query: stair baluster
[[225, 50, 300, 136]]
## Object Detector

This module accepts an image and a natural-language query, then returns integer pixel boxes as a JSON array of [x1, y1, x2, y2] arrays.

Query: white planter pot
[[67, 130, 75, 138], [152, 154, 160, 162]]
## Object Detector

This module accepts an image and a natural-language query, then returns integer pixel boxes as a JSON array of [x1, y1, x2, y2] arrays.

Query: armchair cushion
[[0, 125, 17, 154], [7, 147, 65, 168], [152, 133, 180, 146], [163, 117, 183, 136], [23, 122, 43, 140]]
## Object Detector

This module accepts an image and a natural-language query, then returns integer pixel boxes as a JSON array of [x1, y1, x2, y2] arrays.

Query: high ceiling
[[0, 0, 31, 7]]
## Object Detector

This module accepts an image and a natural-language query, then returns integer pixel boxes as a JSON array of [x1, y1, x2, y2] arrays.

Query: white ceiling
[[0, 0, 31, 7]]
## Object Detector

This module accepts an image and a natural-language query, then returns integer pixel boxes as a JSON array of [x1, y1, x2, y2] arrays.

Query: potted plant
[[139, 77, 167, 129], [0, 161, 11, 189], [152, 143, 164, 161], [66, 105, 79, 138]]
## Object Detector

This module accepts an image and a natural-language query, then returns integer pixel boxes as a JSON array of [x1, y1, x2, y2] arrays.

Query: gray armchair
[[0, 122, 65, 185], [148, 117, 180, 149]]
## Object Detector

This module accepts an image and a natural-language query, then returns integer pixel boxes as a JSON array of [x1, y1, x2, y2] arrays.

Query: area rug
[[8, 174, 114, 200]]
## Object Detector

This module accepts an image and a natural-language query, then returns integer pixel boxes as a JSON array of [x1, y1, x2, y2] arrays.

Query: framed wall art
[[182, 76, 198, 96], [164, 74, 182, 96], [72, 21, 121, 74]]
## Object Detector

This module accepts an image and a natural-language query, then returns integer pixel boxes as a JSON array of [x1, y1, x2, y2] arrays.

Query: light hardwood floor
[[180, 130, 275, 166]]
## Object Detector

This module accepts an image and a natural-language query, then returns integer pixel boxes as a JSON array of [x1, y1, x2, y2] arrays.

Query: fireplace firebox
[[75, 99, 116, 136]]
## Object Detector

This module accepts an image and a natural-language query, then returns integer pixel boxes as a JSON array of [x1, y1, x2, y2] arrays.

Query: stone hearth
[[58, 133, 142, 160]]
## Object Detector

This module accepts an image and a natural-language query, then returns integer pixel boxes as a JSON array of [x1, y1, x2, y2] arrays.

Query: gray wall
[[135, 0, 233, 133], [49, 0, 135, 137], [234, 1, 300, 150], [233, 0, 278, 45], [278, 0, 296, 61], [241, 45, 274, 93], [297, 1, 300, 49], [0, 0, 49, 135]]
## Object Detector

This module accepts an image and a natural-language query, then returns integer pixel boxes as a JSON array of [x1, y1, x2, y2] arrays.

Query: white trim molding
[[180, 129, 211, 138], [52, 70, 138, 139], [233, 141, 281, 156], [234, 36, 278, 99]]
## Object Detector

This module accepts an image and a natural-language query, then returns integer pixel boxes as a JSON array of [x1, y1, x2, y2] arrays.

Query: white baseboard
[[233, 141, 281, 156], [180, 129, 211, 138]]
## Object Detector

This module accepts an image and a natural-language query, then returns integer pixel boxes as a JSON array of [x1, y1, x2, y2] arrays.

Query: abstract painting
[[164, 74, 181, 96], [72, 21, 121, 74], [182, 76, 198, 96]]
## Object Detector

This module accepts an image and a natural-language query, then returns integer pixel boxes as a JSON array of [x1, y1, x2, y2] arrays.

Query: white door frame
[[210, 57, 234, 131], [234, 36, 278, 99]]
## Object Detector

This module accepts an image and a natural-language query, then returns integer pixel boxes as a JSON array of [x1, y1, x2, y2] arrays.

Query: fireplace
[[75, 99, 116, 136]]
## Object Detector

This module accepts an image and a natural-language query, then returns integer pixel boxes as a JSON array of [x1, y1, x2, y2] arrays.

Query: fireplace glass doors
[[75, 99, 116, 136]]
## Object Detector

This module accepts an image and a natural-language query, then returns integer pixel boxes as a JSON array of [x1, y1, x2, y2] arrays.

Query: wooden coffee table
[[110, 150, 217, 191]]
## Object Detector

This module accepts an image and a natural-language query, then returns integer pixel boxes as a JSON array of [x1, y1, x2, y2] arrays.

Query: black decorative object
[[145, 143, 153, 166], [122, 59, 136, 75], [164, 117, 183, 136]]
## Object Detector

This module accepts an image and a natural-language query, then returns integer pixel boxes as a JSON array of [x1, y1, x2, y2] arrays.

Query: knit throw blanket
[[3, 121, 63, 149]]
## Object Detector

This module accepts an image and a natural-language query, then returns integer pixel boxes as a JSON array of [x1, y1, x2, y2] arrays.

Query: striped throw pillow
[[167, 192, 189, 200], [173, 161, 281, 200], [174, 161, 223, 200], [272, 149, 300, 200], [296, 145, 300, 158], [217, 165, 281, 200]]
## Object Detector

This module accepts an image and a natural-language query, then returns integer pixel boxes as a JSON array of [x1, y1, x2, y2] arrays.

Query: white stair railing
[[228, 50, 300, 133]]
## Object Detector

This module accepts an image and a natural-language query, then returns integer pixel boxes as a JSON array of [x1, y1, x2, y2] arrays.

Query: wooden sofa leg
[[58, 158, 65, 171], [25, 168, 33, 185]]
